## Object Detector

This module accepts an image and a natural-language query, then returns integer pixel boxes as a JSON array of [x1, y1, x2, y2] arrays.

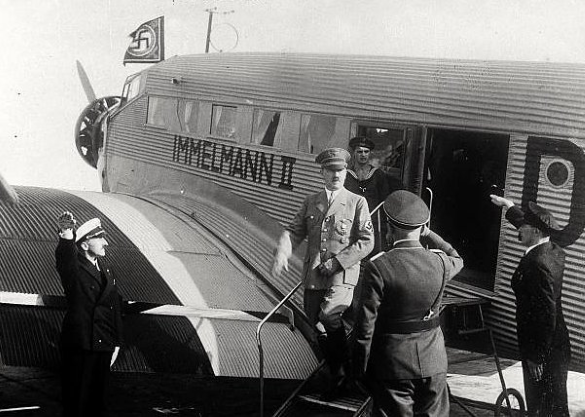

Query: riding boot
[[320, 327, 349, 401]]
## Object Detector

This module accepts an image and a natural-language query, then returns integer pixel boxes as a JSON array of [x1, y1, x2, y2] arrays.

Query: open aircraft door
[[421, 129, 510, 292]]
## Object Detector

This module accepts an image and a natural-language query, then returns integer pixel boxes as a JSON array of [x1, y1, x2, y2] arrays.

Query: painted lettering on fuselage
[[172, 135, 296, 190]]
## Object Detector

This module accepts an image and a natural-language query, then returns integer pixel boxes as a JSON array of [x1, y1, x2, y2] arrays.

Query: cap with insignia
[[349, 136, 375, 150], [522, 201, 561, 233], [75, 218, 106, 242], [383, 190, 429, 229], [315, 148, 351, 169]]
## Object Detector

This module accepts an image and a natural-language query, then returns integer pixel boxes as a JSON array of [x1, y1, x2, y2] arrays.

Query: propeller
[[0, 172, 19, 206], [76, 60, 97, 103], [74, 61, 121, 168]]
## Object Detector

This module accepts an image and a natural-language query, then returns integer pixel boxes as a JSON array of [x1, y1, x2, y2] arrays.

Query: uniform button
[[98, 339, 102, 343], [323, 228, 328, 232], [321, 248, 326, 252], [322, 238, 327, 242], [309, 285, 315, 289]]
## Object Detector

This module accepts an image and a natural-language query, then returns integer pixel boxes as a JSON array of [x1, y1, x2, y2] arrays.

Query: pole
[[205, 8, 215, 53]]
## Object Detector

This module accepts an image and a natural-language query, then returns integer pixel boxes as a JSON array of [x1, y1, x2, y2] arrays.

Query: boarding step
[[272, 361, 372, 417], [275, 392, 371, 416]]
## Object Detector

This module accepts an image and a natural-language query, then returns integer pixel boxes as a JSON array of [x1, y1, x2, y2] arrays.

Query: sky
[[1, 0, 585, 191]]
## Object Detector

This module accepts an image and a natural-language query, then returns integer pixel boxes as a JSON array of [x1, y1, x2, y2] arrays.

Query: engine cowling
[[74, 96, 121, 168]]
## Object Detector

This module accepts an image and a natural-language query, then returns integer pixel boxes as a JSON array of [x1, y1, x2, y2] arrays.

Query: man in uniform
[[272, 147, 374, 397], [352, 190, 463, 416], [490, 195, 571, 416], [345, 136, 401, 254], [56, 212, 124, 417]]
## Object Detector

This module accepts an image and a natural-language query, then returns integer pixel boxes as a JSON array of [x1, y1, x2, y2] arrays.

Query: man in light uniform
[[272, 147, 374, 397]]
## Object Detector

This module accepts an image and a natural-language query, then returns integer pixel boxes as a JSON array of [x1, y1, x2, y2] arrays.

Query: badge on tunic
[[335, 219, 352, 235], [365, 220, 373, 231]]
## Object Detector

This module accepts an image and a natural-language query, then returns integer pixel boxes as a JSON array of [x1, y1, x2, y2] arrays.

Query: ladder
[[272, 362, 372, 417]]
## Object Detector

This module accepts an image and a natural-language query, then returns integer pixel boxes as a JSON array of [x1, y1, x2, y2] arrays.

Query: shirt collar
[[392, 238, 421, 248], [525, 237, 550, 255], [325, 188, 342, 201]]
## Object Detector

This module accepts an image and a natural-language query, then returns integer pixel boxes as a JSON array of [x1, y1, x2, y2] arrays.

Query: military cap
[[75, 218, 106, 242], [383, 190, 429, 229], [522, 201, 562, 233], [349, 136, 375, 150], [315, 148, 351, 169]]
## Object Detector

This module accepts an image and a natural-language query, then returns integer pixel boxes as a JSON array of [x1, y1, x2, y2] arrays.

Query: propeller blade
[[0, 172, 19, 205], [76, 60, 97, 103]]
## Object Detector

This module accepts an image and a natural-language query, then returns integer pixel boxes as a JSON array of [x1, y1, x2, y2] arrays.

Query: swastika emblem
[[128, 26, 157, 58]]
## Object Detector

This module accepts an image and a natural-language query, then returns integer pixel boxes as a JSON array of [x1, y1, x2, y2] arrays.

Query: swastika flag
[[123, 16, 165, 65]]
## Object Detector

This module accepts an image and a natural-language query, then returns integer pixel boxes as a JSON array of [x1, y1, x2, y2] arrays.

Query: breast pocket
[[305, 212, 323, 230], [334, 218, 353, 243]]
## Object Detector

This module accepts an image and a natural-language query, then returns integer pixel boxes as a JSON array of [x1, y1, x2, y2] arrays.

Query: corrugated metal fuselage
[[102, 53, 585, 372]]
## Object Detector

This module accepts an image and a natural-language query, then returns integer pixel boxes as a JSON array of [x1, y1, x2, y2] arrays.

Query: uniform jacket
[[353, 232, 463, 380], [286, 187, 374, 290], [56, 237, 124, 352], [506, 206, 571, 364]]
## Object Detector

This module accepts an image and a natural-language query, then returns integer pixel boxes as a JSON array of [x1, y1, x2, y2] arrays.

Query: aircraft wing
[[0, 186, 317, 379]]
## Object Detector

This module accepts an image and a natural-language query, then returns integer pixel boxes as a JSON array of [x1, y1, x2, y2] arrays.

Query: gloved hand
[[318, 258, 341, 277], [57, 211, 77, 232]]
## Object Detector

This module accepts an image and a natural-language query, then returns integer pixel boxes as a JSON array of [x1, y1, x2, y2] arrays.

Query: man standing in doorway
[[352, 190, 463, 416], [490, 195, 571, 416], [272, 147, 374, 398], [345, 136, 399, 254], [56, 212, 124, 417]]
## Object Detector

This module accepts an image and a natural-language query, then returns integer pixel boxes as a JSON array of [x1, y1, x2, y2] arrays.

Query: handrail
[[370, 201, 385, 251], [256, 280, 303, 417]]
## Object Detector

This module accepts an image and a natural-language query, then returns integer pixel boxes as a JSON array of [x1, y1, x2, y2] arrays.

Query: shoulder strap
[[423, 252, 448, 321]]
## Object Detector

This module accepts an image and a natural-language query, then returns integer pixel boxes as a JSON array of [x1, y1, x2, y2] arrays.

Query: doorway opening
[[423, 129, 509, 291]]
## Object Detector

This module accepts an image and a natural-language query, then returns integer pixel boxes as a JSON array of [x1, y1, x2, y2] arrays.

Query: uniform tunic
[[284, 187, 374, 329], [55, 237, 124, 417], [353, 232, 463, 416]]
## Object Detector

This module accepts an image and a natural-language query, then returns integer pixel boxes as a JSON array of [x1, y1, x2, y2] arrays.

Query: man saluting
[[353, 190, 463, 416], [56, 212, 124, 417], [490, 195, 571, 416]]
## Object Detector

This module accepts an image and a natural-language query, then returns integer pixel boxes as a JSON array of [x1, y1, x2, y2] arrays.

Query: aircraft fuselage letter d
[[522, 136, 585, 247]]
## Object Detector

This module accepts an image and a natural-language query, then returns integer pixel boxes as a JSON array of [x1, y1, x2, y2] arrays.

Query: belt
[[380, 315, 441, 334]]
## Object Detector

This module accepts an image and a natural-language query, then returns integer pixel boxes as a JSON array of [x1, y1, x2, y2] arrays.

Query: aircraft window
[[178, 100, 200, 134], [122, 74, 141, 101], [211, 105, 239, 140], [356, 126, 405, 181], [147, 97, 181, 131], [298, 114, 344, 154], [545, 159, 571, 188], [252, 109, 281, 147]]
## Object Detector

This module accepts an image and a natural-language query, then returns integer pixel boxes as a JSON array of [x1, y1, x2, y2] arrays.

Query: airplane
[[1, 52, 585, 415]]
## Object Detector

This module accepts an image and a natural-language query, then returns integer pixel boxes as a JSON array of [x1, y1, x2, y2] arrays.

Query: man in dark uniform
[[345, 136, 400, 254], [345, 136, 392, 213], [272, 147, 374, 397], [56, 212, 124, 417], [352, 190, 463, 416], [490, 195, 571, 417]]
